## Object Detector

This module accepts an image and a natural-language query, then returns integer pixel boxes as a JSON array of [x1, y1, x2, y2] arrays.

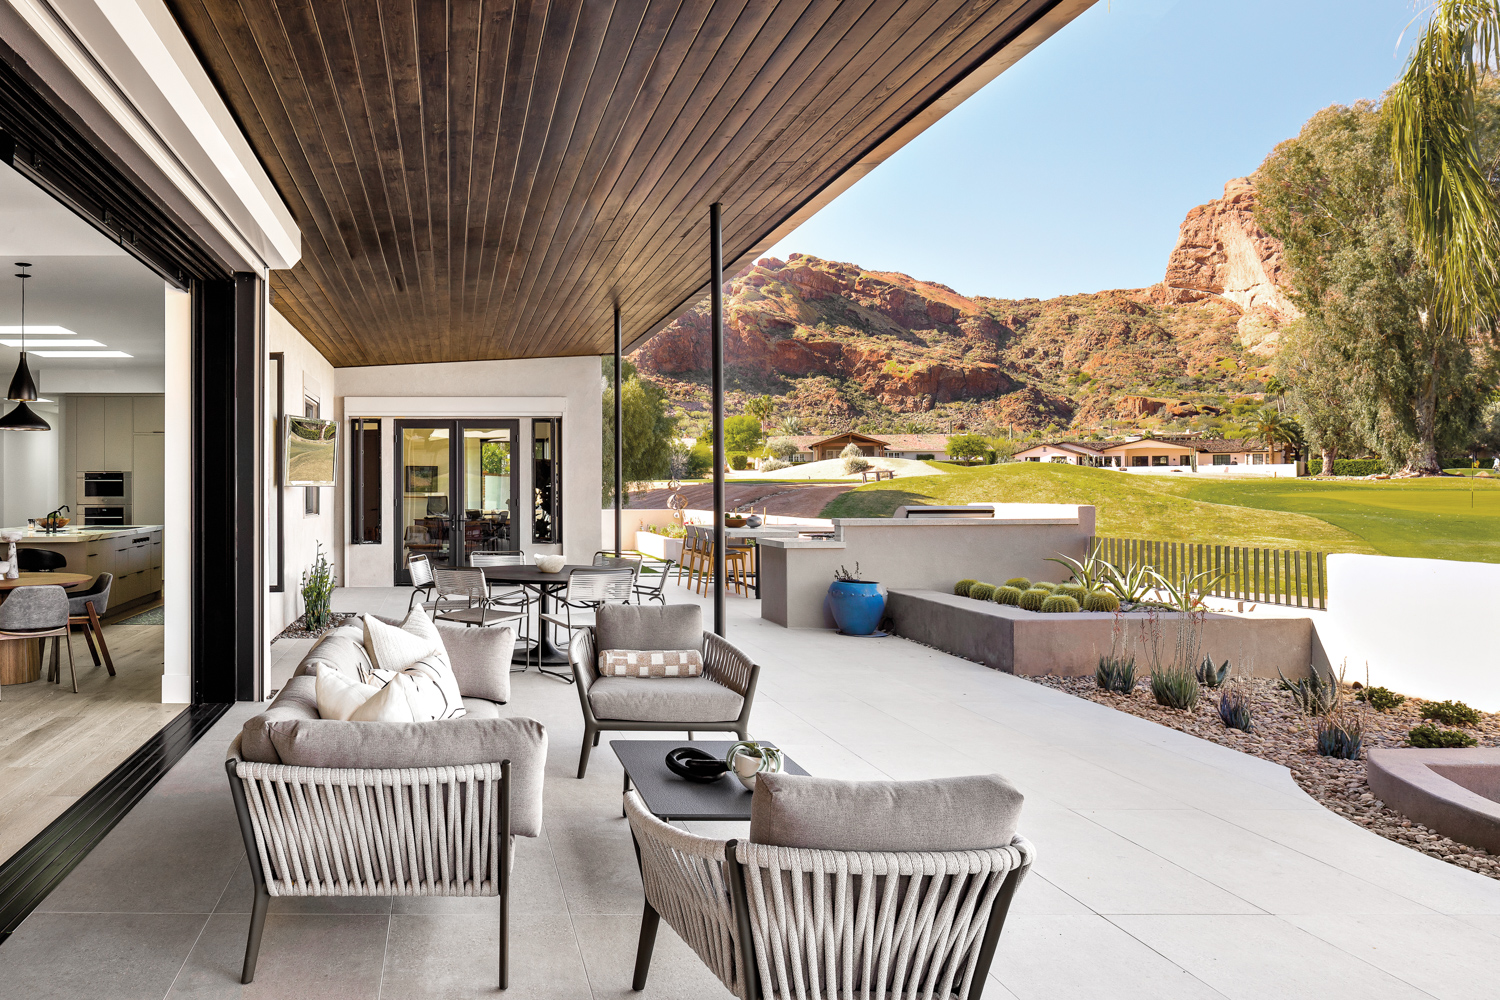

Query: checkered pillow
[[598, 649, 703, 677]]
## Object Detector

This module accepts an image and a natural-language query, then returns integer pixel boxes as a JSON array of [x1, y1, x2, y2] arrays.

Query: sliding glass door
[[394, 419, 519, 584]]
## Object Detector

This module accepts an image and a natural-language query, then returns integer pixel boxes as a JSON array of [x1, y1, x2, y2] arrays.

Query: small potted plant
[[724, 741, 784, 791], [826, 562, 885, 636]]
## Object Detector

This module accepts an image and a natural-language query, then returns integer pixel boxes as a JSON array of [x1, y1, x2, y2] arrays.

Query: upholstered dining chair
[[66, 572, 115, 676], [0, 584, 75, 697]]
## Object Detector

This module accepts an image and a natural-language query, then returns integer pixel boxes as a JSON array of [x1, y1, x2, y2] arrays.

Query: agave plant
[[1150, 568, 1224, 613], [1195, 655, 1230, 689], [1102, 561, 1155, 604], [1045, 550, 1112, 593], [1315, 710, 1364, 760], [1096, 655, 1136, 694], [1277, 665, 1339, 716], [1150, 665, 1200, 711], [1218, 687, 1252, 732]]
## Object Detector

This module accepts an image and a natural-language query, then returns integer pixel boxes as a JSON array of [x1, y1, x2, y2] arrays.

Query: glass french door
[[394, 419, 519, 584]]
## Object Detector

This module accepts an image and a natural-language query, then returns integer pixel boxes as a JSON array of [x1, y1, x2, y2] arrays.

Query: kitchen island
[[6, 525, 163, 611]]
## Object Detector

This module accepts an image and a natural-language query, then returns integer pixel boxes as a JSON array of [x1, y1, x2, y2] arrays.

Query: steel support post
[[613, 305, 623, 555], [710, 204, 726, 635]]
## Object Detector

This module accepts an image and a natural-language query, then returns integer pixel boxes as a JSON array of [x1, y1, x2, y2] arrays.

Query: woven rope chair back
[[626, 791, 1033, 1000], [0, 584, 69, 631], [408, 553, 435, 588], [564, 568, 633, 604], [470, 551, 525, 567], [433, 567, 488, 605]]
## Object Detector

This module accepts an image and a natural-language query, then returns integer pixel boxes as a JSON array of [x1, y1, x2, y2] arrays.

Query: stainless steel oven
[[79, 505, 129, 526], [78, 471, 132, 505]]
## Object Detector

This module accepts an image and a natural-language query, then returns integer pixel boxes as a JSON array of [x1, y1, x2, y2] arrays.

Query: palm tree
[[1254, 408, 1304, 463], [1389, 1, 1500, 472]]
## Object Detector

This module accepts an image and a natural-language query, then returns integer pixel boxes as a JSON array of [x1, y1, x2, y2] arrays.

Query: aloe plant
[[1103, 561, 1155, 604]]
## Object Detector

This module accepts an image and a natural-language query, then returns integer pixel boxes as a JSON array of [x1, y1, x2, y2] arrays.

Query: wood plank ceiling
[[166, 0, 1081, 368]]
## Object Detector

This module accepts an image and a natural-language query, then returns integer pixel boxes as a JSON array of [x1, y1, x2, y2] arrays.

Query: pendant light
[[0, 262, 49, 431]]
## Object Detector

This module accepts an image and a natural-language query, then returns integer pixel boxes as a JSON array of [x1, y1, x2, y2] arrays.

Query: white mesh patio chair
[[632, 555, 675, 604], [405, 553, 467, 616], [538, 568, 632, 682], [432, 567, 526, 632], [469, 552, 533, 672]]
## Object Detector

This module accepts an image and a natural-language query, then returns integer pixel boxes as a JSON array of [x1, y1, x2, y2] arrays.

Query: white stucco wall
[[265, 310, 339, 638], [0, 400, 61, 528], [1320, 554, 1500, 711], [335, 356, 602, 586], [162, 286, 190, 703]]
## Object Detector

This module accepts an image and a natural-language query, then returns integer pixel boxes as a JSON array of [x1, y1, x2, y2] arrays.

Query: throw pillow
[[598, 649, 703, 677], [349, 673, 420, 723], [363, 610, 465, 720], [315, 665, 382, 721]]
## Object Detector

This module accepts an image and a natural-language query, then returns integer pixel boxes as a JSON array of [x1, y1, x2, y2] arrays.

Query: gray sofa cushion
[[749, 772, 1024, 852], [596, 603, 703, 653], [460, 697, 504, 719], [240, 675, 319, 763], [294, 629, 373, 680], [436, 621, 512, 703], [587, 676, 742, 722], [262, 717, 548, 837]]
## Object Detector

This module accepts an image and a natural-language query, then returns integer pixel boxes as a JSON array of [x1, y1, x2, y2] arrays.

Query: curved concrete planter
[[1366, 748, 1500, 854]]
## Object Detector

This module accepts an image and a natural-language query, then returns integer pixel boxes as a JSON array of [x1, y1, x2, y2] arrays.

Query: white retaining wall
[[1320, 554, 1500, 711]]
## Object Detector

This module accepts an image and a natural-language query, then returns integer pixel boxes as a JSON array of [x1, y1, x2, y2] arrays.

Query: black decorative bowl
[[664, 747, 730, 783]]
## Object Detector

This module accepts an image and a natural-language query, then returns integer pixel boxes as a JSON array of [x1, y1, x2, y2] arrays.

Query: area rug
[[116, 607, 164, 625]]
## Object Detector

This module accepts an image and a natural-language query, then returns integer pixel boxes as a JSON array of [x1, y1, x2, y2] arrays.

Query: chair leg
[[64, 631, 77, 693], [86, 604, 116, 676], [578, 725, 596, 778], [81, 623, 101, 666], [241, 884, 269, 984], [48, 637, 60, 683], [631, 900, 661, 991]]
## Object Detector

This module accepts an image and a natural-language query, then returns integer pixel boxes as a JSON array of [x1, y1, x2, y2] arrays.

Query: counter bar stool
[[0, 585, 74, 697]]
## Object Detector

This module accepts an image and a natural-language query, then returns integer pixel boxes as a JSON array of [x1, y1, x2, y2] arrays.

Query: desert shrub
[[1356, 685, 1406, 712], [969, 582, 996, 602], [1017, 588, 1049, 611], [1096, 656, 1136, 694], [1316, 711, 1364, 759], [1218, 687, 1252, 732], [839, 442, 863, 459], [1151, 666, 1200, 711], [1421, 700, 1481, 728], [1057, 583, 1088, 601], [1040, 594, 1081, 613], [729, 452, 748, 471], [1307, 458, 1387, 476], [993, 585, 1023, 606], [1278, 667, 1338, 715], [1195, 656, 1230, 689], [1082, 590, 1120, 612], [1032, 581, 1058, 592], [1408, 723, 1478, 748], [760, 457, 791, 471], [953, 579, 978, 597], [843, 455, 872, 474], [1004, 577, 1032, 590]]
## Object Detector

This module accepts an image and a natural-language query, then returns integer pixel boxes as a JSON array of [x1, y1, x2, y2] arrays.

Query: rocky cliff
[[630, 179, 1294, 434]]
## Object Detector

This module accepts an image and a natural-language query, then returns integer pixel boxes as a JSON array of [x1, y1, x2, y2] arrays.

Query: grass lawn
[[820, 464, 1500, 561]]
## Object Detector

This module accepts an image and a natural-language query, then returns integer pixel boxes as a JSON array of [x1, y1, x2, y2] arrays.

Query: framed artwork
[[405, 465, 440, 493]]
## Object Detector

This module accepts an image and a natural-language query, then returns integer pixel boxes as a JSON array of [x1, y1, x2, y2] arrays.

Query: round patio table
[[481, 564, 592, 667], [0, 572, 92, 685]]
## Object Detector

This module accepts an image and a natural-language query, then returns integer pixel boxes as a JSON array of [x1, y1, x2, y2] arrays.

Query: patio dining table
[[480, 563, 593, 667]]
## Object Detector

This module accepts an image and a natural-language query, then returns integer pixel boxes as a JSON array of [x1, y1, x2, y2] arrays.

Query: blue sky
[[766, 0, 1424, 300]]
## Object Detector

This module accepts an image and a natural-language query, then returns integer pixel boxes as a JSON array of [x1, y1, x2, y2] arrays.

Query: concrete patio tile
[[1285, 913, 1500, 1000], [380, 912, 593, 1000], [215, 861, 395, 914], [545, 808, 649, 916], [571, 912, 735, 1000], [0, 912, 208, 1000], [1060, 739, 1317, 815], [991, 914, 1226, 1000], [166, 912, 388, 998], [1110, 914, 1436, 1000], [1006, 873, 1092, 916], [1081, 808, 1439, 915]]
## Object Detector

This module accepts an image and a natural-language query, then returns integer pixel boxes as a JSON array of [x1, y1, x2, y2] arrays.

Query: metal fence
[[1090, 536, 1327, 610]]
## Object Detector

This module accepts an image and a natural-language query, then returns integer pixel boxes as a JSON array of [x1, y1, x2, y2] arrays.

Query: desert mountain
[[630, 178, 1295, 434]]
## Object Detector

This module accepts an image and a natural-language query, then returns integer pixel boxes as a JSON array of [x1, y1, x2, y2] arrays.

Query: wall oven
[[80, 505, 129, 526], [78, 471, 132, 505]]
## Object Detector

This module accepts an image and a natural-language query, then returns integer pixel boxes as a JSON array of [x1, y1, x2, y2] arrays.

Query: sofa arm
[[703, 631, 756, 698], [570, 627, 599, 691], [436, 621, 514, 703]]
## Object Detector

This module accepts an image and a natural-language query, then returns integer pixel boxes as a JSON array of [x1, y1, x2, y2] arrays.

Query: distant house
[[766, 431, 951, 465], [1013, 436, 1288, 471], [1011, 441, 1117, 467], [805, 431, 890, 462], [874, 434, 950, 461]]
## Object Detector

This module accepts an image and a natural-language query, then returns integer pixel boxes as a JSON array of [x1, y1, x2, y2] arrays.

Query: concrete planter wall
[[633, 531, 683, 564], [887, 589, 1315, 679]]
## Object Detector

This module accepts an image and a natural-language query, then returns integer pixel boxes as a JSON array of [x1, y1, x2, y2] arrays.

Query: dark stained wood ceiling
[[166, 0, 1087, 367]]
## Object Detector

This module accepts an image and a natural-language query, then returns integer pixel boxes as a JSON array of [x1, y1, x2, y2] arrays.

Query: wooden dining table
[[0, 572, 92, 685]]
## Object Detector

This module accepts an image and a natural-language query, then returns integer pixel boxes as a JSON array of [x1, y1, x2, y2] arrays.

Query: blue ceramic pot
[[827, 580, 885, 635]]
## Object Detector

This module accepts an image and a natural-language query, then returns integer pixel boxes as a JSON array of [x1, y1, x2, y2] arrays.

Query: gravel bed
[[1028, 673, 1500, 880], [272, 611, 359, 643]]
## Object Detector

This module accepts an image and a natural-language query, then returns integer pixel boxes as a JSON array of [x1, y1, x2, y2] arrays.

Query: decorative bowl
[[664, 747, 729, 783], [533, 553, 566, 574], [724, 515, 748, 528], [744, 514, 763, 528]]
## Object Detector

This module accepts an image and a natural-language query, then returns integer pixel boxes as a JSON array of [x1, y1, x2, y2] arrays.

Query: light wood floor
[[0, 623, 178, 865]]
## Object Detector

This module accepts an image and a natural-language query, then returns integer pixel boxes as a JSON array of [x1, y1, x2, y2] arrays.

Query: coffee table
[[611, 739, 809, 821]]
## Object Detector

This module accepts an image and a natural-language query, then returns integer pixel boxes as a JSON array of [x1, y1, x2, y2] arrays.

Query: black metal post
[[710, 203, 726, 636], [614, 306, 623, 556]]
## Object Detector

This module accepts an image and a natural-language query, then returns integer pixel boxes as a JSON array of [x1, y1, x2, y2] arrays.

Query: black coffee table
[[611, 740, 809, 821]]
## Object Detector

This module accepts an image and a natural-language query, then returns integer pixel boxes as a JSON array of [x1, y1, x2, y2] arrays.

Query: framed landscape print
[[405, 465, 439, 493]]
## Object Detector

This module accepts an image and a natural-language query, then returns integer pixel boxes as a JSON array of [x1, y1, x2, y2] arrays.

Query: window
[[532, 418, 561, 544], [1050, 456, 1068, 463], [1131, 456, 1149, 467], [1027, 456, 1041, 462], [304, 398, 320, 515], [1212, 454, 1231, 466], [1252, 453, 1267, 465], [349, 418, 381, 543], [1151, 455, 1168, 467]]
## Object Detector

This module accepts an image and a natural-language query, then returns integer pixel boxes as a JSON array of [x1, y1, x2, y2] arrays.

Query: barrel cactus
[[1057, 583, 1088, 601], [953, 579, 978, 597], [1082, 590, 1120, 612], [1040, 594, 1081, 613], [993, 585, 1023, 606], [1004, 577, 1031, 590], [1017, 588, 1050, 611], [1032, 581, 1058, 592], [969, 582, 996, 602]]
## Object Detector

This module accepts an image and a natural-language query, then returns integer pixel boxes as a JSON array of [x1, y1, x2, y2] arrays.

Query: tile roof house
[[1014, 436, 1290, 472]]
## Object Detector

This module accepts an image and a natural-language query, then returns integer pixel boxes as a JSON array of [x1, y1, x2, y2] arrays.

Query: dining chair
[[406, 552, 437, 613], [592, 550, 642, 579], [0, 585, 74, 698], [66, 572, 115, 676], [632, 555, 675, 604], [537, 568, 633, 683], [469, 552, 532, 672], [432, 567, 526, 633]]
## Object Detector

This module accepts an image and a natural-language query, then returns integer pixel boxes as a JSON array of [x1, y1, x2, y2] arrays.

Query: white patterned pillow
[[598, 649, 703, 678], [362, 612, 465, 719]]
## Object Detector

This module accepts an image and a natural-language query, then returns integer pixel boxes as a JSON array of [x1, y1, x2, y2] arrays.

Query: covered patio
[[2, 581, 1496, 999]]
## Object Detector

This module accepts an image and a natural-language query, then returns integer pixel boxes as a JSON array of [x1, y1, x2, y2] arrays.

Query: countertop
[[1, 525, 164, 542]]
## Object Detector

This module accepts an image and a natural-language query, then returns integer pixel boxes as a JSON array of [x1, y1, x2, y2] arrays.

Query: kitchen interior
[[0, 159, 179, 863]]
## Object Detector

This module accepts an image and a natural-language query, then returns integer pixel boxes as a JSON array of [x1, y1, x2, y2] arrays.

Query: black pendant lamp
[[0, 262, 49, 431]]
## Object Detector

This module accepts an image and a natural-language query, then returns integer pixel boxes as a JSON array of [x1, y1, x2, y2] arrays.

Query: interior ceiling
[[166, 0, 1079, 368]]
